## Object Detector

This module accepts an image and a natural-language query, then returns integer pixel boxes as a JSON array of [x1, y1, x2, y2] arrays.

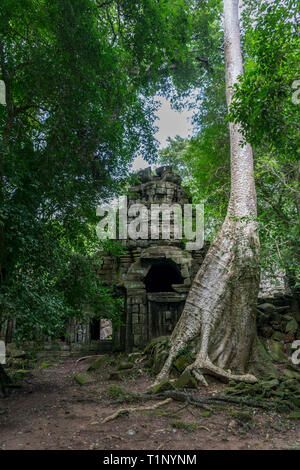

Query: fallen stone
[[272, 331, 284, 342], [6, 343, 26, 359], [74, 372, 93, 385], [173, 354, 194, 374], [152, 379, 175, 394], [87, 355, 108, 372], [257, 303, 277, 315], [143, 336, 169, 355], [174, 370, 199, 389], [285, 318, 298, 334], [268, 340, 287, 362]]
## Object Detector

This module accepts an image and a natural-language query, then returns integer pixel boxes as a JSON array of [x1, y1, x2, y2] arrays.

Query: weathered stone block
[[74, 372, 93, 385], [133, 324, 142, 335]]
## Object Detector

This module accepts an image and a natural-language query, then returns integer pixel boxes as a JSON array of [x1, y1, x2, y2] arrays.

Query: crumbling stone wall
[[98, 166, 208, 351]]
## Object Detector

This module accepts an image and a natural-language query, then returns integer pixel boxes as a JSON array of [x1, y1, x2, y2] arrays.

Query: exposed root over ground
[[164, 359, 258, 389], [101, 398, 172, 424]]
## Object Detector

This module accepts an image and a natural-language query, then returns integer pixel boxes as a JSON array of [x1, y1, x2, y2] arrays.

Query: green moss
[[170, 421, 197, 433], [272, 331, 284, 342], [283, 369, 300, 381], [173, 353, 194, 374], [225, 376, 300, 412], [152, 379, 175, 394], [286, 318, 298, 334], [229, 410, 252, 423], [106, 385, 127, 399], [39, 362, 52, 369], [143, 336, 170, 355], [289, 411, 300, 419], [268, 340, 287, 363], [74, 372, 93, 385], [250, 339, 279, 379], [87, 355, 109, 372], [174, 370, 199, 389]]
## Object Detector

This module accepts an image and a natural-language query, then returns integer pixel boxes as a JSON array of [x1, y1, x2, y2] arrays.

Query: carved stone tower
[[98, 166, 208, 351]]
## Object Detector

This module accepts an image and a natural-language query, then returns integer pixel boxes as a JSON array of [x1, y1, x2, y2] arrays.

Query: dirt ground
[[0, 356, 299, 450]]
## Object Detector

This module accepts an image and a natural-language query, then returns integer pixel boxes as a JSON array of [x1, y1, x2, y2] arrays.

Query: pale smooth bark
[[154, 0, 261, 387]]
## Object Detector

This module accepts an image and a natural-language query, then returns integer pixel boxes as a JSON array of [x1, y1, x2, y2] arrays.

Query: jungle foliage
[[0, 0, 193, 340]]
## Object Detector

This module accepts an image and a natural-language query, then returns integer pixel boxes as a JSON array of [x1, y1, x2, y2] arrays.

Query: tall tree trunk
[[154, 0, 261, 387]]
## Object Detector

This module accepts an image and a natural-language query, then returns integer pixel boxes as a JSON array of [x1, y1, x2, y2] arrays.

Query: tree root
[[102, 386, 275, 425], [205, 394, 274, 410], [101, 398, 172, 424], [158, 390, 274, 411], [157, 390, 213, 411], [185, 359, 258, 387], [75, 355, 104, 364], [150, 358, 258, 393]]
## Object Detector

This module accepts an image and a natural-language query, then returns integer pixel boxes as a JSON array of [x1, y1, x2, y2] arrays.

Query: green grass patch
[[170, 420, 197, 433]]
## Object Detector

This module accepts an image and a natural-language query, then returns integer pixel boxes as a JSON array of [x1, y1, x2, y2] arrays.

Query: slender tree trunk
[[154, 0, 261, 387]]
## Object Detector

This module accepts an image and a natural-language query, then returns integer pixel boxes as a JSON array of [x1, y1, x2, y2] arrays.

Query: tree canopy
[[0, 0, 192, 340]]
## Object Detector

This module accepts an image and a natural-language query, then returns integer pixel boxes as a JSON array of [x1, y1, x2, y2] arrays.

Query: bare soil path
[[0, 357, 299, 450]]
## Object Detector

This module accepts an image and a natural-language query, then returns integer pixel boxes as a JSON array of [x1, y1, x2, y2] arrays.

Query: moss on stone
[[174, 370, 199, 389], [173, 353, 194, 374], [74, 372, 93, 385], [87, 355, 109, 372], [272, 331, 284, 342], [152, 379, 175, 394], [268, 340, 288, 363], [143, 336, 170, 355]]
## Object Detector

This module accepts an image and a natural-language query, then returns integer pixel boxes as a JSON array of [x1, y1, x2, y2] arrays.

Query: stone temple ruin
[[95, 165, 208, 352]]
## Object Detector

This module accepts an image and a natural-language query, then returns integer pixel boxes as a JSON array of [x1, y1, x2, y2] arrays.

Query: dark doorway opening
[[90, 318, 100, 340], [145, 261, 183, 293]]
